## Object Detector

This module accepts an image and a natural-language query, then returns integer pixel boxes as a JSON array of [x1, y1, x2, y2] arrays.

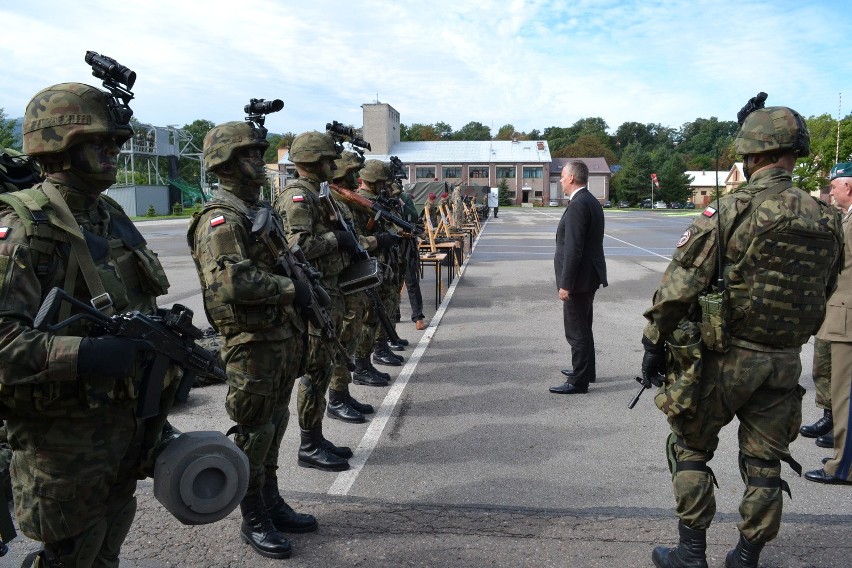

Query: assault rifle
[[251, 206, 354, 371], [332, 184, 423, 237], [34, 287, 226, 419], [318, 183, 403, 344]]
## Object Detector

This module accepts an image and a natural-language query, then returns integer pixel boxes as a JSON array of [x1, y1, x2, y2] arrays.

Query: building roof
[[364, 139, 551, 164], [685, 170, 728, 188], [550, 157, 611, 175]]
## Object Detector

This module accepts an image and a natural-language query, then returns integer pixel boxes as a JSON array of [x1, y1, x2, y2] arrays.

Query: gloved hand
[[78, 335, 154, 379], [291, 280, 313, 311], [334, 230, 358, 254], [375, 232, 402, 251], [641, 336, 666, 387]]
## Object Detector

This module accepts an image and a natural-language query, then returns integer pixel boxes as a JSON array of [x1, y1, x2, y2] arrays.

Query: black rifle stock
[[34, 287, 225, 418], [627, 373, 664, 410], [318, 183, 402, 344], [250, 207, 354, 371]]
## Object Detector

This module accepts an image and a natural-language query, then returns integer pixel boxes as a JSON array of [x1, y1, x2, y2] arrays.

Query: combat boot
[[326, 389, 366, 423], [388, 337, 408, 350], [347, 392, 375, 414], [353, 357, 390, 386], [298, 428, 349, 471], [373, 340, 403, 366], [800, 409, 832, 438], [725, 533, 764, 568], [239, 492, 292, 559], [651, 521, 708, 568], [261, 477, 318, 534]]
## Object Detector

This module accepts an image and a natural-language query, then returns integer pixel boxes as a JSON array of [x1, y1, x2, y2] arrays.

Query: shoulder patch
[[210, 215, 226, 227], [292, 195, 305, 202], [676, 229, 692, 248], [702, 206, 717, 218], [0, 227, 9, 239]]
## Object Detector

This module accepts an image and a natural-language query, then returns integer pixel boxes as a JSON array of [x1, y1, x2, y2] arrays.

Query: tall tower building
[[362, 102, 400, 155]]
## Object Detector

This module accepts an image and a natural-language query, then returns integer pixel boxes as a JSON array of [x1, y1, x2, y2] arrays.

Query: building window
[[416, 167, 436, 179], [522, 166, 543, 179], [442, 166, 461, 178], [469, 166, 489, 179], [496, 166, 516, 179], [535, 191, 543, 198]]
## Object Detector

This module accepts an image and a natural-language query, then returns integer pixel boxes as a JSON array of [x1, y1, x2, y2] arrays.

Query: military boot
[[347, 392, 375, 414], [298, 428, 349, 471], [261, 477, 318, 534], [327, 389, 366, 423], [353, 357, 389, 386], [815, 431, 834, 448], [725, 533, 764, 568], [651, 521, 708, 568], [373, 340, 403, 366], [387, 337, 408, 351], [800, 409, 832, 438], [239, 492, 292, 559]]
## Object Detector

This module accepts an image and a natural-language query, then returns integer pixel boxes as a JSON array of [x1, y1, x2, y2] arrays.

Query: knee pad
[[740, 454, 790, 498], [668, 434, 718, 487]]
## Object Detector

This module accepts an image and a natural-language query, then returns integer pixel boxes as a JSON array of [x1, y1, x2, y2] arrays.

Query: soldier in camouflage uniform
[[641, 104, 843, 568], [805, 162, 852, 486], [272, 131, 357, 472], [0, 82, 178, 567], [350, 160, 405, 368], [325, 151, 384, 421], [187, 121, 317, 559]]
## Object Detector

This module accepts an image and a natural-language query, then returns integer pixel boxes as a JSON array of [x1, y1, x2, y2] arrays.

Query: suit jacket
[[554, 187, 607, 293], [817, 211, 852, 343]]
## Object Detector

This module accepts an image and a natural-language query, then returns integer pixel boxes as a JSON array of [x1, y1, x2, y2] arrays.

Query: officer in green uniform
[[272, 131, 355, 472], [325, 150, 382, 421], [0, 82, 178, 567], [800, 338, 833, 442], [187, 121, 317, 559], [641, 103, 843, 568]]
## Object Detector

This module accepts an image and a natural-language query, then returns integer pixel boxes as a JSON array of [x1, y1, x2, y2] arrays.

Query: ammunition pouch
[[698, 290, 729, 353], [655, 320, 703, 418]]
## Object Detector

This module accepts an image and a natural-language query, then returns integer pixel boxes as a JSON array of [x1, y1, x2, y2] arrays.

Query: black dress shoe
[[822, 457, 831, 465], [804, 468, 852, 485], [815, 432, 834, 448], [561, 369, 594, 383], [549, 382, 588, 394]]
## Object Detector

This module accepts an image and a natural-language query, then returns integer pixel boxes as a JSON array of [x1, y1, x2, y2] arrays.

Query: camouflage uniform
[[188, 121, 315, 559], [0, 83, 178, 567], [272, 131, 353, 472], [643, 163, 842, 560]]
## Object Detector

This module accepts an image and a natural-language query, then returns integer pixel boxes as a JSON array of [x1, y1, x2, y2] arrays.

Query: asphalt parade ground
[[6, 207, 852, 567]]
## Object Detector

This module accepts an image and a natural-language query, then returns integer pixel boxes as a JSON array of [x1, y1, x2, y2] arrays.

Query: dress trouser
[[562, 290, 596, 384], [825, 341, 852, 480]]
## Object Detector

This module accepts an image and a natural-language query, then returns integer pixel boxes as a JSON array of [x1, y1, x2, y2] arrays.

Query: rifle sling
[[42, 182, 114, 316]]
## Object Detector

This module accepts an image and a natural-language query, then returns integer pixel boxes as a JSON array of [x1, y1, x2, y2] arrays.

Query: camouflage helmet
[[203, 121, 268, 171], [288, 131, 337, 164], [332, 151, 363, 180], [734, 106, 810, 158], [830, 162, 852, 180], [22, 83, 133, 156], [359, 159, 390, 183]]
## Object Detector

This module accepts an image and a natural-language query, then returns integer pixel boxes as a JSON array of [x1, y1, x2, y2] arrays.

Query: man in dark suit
[[551, 161, 608, 394]]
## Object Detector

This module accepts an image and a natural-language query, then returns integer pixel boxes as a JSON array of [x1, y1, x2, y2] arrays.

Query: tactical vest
[[0, 183, 170, 416], [724, 186, 839, 348], [187, 192, 297, 337]]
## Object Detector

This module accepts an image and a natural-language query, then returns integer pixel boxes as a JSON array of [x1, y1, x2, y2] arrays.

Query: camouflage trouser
[[356, 290, 379, 359], [297, 289, 345, 430], [329, 290, 367, 393], [812, 337, 832, 410], [665, 343, 803, 545], [7, 405, 142, 567], [222, 334, 304, 494], [373, 269, 401, 342]]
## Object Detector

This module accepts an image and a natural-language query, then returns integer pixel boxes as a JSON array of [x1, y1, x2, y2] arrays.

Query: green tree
[[612, 142, 653, 204], [178, 119, 215, 187], [401, 123, 444, 141], [658, 153, 692, 204], [497, 177, 512, 206], [452, 121, 491, 141], [264, 133, 282, 164], [0, 108, 19, 149], [554, 133, 617, 165], [494, 124, 518, 140]]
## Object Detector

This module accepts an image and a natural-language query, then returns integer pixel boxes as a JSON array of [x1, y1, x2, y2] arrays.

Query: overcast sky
[[2, 0, 849, 140]]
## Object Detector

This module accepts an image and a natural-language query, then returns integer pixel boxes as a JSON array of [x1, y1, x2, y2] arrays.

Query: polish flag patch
[[210, 215, 226, 227], [0, 227, 9, 239], [702, 206, 717, 218], [292, 195, 305, 202]]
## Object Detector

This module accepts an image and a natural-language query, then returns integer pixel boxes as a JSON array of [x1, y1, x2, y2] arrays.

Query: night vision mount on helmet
[[734, 91, 810, 158]]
